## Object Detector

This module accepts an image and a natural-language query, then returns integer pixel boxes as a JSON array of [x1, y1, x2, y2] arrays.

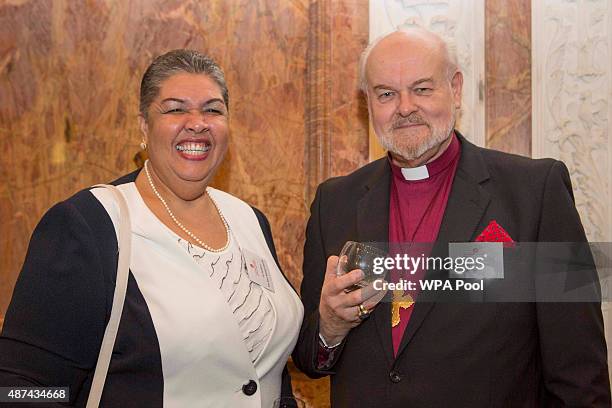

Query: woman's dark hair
[[139, 49, 229, 119]]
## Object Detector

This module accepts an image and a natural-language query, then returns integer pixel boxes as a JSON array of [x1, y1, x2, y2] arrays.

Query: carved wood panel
[[532, 0, 612, 384], [532, 0, 611, 243]]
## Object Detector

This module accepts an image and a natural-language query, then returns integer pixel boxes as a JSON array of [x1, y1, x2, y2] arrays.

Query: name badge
[[243, 249, 274, 292]]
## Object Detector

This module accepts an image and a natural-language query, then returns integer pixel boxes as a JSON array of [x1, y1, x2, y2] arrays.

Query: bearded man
[[293, 28, 610, 407]]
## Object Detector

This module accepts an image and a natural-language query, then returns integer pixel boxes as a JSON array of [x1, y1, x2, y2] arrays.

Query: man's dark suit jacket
[[293, 133, 610, 407]]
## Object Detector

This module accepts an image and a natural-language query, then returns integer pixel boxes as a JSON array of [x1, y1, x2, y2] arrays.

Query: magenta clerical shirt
[[389, 132, 461, 356]]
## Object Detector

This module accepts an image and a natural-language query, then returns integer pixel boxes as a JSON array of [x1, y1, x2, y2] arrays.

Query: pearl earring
[[140, 141, 147, 150]]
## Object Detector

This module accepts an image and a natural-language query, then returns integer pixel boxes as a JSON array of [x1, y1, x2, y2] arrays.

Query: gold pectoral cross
[[391, 289, 414, 327]]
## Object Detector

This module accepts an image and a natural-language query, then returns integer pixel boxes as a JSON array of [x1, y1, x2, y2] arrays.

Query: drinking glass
[[336, 241, 388, 292]]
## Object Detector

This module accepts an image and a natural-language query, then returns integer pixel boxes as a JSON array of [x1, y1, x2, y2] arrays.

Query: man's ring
[[357, 304, 370, 320]]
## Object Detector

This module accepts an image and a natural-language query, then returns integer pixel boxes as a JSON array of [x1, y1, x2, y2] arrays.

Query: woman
[[0, 50, 304, 407]]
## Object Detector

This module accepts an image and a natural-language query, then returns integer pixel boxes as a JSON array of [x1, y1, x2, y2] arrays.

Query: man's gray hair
[[139, 49, 229, 119], [358, 28, 459, 92]]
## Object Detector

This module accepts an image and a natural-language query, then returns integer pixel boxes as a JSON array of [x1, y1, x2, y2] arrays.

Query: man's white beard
[[378, 113, 456, 163]]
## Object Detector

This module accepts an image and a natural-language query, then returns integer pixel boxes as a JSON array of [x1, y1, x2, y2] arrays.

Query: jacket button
[[389, 370, 402, 383], [242, 380, 257, 396]]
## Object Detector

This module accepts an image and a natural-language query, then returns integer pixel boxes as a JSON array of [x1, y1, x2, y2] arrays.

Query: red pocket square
[[475, 220, 514, 243]]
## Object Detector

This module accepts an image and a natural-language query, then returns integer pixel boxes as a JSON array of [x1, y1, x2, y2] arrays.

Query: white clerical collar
[[400, 165, 430, 181]]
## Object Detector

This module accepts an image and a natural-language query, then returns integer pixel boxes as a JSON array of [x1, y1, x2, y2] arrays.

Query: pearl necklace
[[144, 160, 230, 252]]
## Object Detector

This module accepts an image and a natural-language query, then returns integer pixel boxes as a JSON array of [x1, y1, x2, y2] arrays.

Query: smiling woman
[[0, 50, 304, 408]]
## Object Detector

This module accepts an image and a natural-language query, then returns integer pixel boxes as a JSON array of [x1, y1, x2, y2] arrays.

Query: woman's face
[[139, 72, 229, 195]]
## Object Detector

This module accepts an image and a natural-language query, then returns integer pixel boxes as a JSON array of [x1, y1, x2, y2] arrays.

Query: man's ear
[[450, 71, 463, 109]]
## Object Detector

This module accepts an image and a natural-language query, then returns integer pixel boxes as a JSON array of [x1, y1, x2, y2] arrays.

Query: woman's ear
[[138, 115, 148, 139]]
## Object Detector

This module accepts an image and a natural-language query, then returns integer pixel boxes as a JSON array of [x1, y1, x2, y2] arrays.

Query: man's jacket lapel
[[355, 158, 395, 367]]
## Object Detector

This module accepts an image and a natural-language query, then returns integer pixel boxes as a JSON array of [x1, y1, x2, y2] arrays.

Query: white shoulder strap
[[86, 184, 132, 408]]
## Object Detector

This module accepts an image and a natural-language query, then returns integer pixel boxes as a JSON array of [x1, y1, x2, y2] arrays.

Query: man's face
[[365, 34, 463, 165]]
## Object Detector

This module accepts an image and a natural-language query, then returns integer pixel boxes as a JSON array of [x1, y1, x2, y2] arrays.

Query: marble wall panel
[[0, 0, 310, 316], [213, 0, 310, 290], [486, 0, 531, 155], [0, 0, 369, 404], [290, 359, 331, 408], [296, 1, 369, 404], [329, 0, 370, 177], [0, 0, 142, 319]]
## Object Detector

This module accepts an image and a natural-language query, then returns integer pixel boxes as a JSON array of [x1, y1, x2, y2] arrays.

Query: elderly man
[[293, 28, 610, 407]]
